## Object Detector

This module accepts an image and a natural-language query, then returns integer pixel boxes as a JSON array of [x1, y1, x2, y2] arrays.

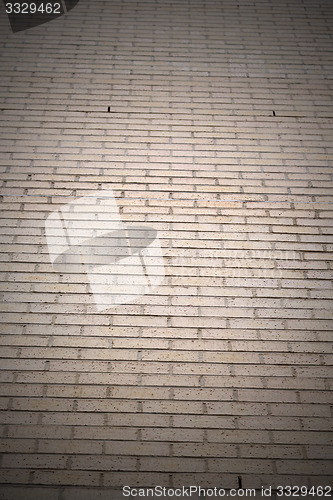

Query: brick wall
[[0, 0, 332, 498]]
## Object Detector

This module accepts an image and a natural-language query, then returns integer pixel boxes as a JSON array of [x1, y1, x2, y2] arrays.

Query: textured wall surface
[[0, 0, 332, 498]]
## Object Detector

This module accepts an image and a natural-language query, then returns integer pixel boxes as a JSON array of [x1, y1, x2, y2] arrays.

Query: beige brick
[[172, 415, 235, 429], [139, 457, 205, 472], [2, 454, 67, 469], [238, 417, 301, 430], [0, 487, 60, 500], [0, 469, 31, 485], [106, 413, 169, 428], [142, 400, 203, 414], [71, 455, 136, 471], [276, 460, 332, 475], [7, 425, 71, 440], [105, 441, 169, 456], [207, 458, 275, 474], [173, 443, 237, 457], [141, 428, 204, 442], [31, 470, 100, 486], [38, 439, 103, 454]]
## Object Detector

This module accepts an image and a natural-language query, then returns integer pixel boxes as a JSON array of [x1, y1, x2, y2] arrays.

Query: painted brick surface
[[0, 0, 332, 497]]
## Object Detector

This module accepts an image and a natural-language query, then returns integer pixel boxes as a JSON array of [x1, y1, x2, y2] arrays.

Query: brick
[[239, 445, 303, 459], [0, 469, 31, 485], [106, 413, 170, 428], [104, 441, 169, 456], [73, 426, 137, 440], [142, 401, 203, 414], [207, 430, 270, 444], [276, 460, 332, 475], [31, 470, 100, 486], [141, 428, 204, 442], [172, 415, 235, 429], [7, 425, 71, 440], [207, 458, 275, 474], [238, 417, 302, 430], [62, 489, 126, 500], [2, 454, 67, 469], [71, 455, 136, 471], [38, 439, 103, 455], [272, 432, 332, 445], [139, 457, 205, 472]]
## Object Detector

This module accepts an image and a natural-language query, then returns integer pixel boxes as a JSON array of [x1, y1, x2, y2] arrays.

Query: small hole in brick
[[238, 476, 243, 489], [108, 106, 111, 112], [272, 110, 276, 116]]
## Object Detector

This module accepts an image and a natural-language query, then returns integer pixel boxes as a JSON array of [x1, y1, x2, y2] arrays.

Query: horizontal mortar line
[[13, 379, 332, 384], [1, 193, 333, 204], [1, 413, 328, 418], [1, 378, 329, 382], [1, 362, 332, 369], [1, 284, 333, 288], [4, 343, 332, 349], [1, 300, 330, 307], [2, 452, 332, 458], [0, 421, 331, 429], [2, 353, 332, 359], [1, 340, 333, 344], [3, 54, 332, 60], [1, 107, 332, 118], [1, 277, 333, 281], [0, 260, 326, 265], [2, 441, 329, 446], [1, 333, 332, 338], [0, 379, 330, 384], [2, 69, 333, 77], [0, 395, 330, 402], [4, 454, 333, 460], [1, 112, 329, 120], [1, 377, 331, 382], [1, 105, 332, 115], [2, 362, 330, 368]]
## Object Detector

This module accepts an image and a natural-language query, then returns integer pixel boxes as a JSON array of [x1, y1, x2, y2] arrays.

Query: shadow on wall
[[2, 0, 80, 32]]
